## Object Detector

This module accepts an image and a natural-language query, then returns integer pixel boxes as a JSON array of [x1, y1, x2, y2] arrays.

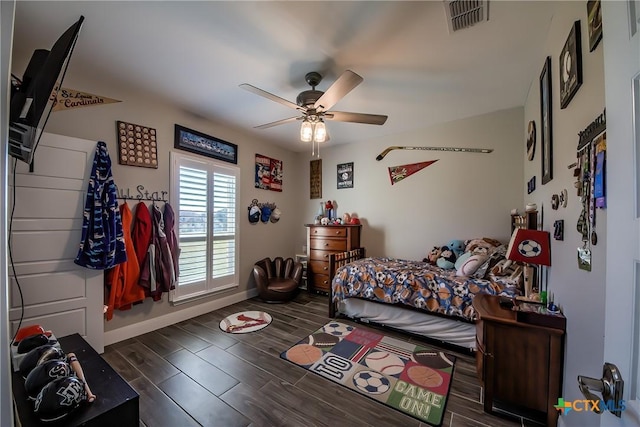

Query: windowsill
[[170, 283, 238, 306]]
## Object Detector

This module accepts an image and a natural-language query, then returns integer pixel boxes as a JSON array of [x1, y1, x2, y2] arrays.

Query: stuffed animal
[[423, 246, 441, 264], [436, 246, 457, 269], [446, 239, 466, 257]]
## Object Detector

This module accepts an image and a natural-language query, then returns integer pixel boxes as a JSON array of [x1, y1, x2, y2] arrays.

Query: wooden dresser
[[305, 224, 361, 294], [473, 293, 565, 427]]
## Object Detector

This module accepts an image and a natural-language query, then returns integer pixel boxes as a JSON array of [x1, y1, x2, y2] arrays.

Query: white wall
[[298, 107, 525, 260], [25, 72, 304, 336], [522, 3, 606, 426]]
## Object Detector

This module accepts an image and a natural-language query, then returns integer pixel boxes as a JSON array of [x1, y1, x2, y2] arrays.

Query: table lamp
[[506, 228, 551, 299]]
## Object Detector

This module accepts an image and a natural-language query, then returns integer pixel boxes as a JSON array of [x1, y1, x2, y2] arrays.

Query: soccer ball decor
[[506, 229, 551, 267], [353, 370, 391, 394], [518, 239, 542, 258]]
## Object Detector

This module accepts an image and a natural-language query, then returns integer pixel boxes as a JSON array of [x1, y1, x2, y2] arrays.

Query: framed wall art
[[559, 20, 583, 109], [310, 159, 322, 199], [337, 162, 354, 189], [587, 1, 603, 52], [116, 120, 158, 168], [540, 56, 553, 185], [174, 124, 237, 164], [255, 153, 283, 192], [527, 120, 536, 161]]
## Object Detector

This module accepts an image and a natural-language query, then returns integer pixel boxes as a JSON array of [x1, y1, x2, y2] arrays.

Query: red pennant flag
[[388, 160, 438, 185]]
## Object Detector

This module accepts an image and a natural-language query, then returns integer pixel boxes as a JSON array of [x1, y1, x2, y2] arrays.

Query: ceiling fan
[[239, 70, 388, 144]]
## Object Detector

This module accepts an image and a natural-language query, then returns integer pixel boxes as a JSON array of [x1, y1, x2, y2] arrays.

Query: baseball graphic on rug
[[365, 351, 405, 376]]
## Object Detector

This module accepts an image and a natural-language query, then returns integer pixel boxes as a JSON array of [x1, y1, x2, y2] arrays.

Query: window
[[170, 151, 239, 303]]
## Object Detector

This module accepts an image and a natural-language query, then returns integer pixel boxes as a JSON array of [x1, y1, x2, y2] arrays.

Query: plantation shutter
[[170, 152, 239, 303]]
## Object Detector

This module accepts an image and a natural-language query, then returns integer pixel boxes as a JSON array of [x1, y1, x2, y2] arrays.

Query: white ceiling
[[10, 1, 556, 152]]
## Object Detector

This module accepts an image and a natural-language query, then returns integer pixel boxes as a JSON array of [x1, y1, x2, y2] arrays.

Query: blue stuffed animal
[[436, 239, 466, 269]]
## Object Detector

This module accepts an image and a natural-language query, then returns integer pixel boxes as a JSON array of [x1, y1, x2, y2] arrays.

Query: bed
[[328, 248, 522, 350]]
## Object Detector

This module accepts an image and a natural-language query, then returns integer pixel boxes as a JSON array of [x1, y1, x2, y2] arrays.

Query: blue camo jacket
[[74, 141, 127, 269]]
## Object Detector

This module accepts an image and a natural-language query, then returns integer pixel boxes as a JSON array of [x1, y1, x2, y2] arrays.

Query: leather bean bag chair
[[253, 257, 303, 303]]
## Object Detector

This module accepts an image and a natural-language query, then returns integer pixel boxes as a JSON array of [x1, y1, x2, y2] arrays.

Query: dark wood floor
[[103, 292, 532, 427]]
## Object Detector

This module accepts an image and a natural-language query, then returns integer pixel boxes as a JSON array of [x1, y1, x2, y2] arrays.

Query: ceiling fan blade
[[324, 111, 388, 125], [239, 83, 302, 111], [314, 70, 363, 112], [254, 116, 300, 129]]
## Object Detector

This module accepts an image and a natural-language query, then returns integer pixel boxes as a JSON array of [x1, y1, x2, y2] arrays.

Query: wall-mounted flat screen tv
[[8, 16, 84, 165]]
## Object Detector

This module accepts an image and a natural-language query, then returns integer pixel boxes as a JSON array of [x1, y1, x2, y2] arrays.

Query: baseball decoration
[[353, 370, 391, 394], [365, 351, 405, 376], [116, 120, 158, 168], [219, 311, 272, 334]]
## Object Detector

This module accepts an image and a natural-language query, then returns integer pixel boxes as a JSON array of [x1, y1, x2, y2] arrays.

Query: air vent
[[444, 0, 489, 33]]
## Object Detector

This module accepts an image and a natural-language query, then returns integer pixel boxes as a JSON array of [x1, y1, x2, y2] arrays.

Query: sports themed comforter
[[331, 257, 520, 322]]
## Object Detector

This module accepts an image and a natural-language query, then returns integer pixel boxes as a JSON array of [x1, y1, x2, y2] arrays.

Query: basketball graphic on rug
[[365, 351, 405, 376], [352, 370, 391, 394], [412, 351, 455, 369], [219, 311, 272, 334], [285, 344, 323, 366], [306, 332, 340, 347], [407, 365, 443, 388], [322, 322, 354, 337]]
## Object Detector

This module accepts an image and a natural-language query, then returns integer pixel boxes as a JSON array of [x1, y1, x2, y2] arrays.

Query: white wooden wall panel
[[8, 133, 104, 352]]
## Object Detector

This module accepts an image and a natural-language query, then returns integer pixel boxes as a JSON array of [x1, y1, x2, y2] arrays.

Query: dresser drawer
[[308, 249, 334, 261], [310, 239, 347, 251], [309, 226, 347, 237], [312, 274, 331, 292], [309, 260, 330, 275]]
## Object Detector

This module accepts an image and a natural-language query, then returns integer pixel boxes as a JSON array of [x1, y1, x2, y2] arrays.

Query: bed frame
[[327, 247, 477, 352], [328, 247, 366, 317]]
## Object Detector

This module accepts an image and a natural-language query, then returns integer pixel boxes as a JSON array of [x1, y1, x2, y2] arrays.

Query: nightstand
[[295, 253, 308, 290], [473, 293, 565, 427]]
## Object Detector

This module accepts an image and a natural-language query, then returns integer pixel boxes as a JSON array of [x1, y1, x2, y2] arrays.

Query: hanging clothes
[[132, 201, 152, 267], [74, 141, 126, 270], [164, 203, 180, 281], [104, 202, 145, 320], [139, 204, 175, 301]]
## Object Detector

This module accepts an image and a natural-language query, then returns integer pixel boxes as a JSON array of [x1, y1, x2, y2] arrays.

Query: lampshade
[[506, 228, 551, 266], [313, 121, 326, 143], [300, 120, 313, 142]]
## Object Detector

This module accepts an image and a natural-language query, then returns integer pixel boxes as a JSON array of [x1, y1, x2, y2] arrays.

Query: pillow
[[473, 245, 506, 279], [456, 252, 489, 277]]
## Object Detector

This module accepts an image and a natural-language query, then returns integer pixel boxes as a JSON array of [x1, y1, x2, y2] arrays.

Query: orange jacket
[[105, 203, 146, 320]]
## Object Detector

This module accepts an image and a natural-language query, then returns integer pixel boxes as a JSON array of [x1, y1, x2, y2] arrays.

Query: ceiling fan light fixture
[[313, 120, 327, 143], [300, 119, 313, 142]]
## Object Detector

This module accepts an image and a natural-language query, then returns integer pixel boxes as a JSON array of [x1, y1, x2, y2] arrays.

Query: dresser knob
[[324, 254, 328, 258], [324, 243, 329, 246], [335, 231, 340, 234], [323, 267, 328, 270]]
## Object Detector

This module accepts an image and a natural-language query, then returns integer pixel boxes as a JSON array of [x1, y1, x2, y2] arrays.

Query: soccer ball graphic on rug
[[353, 370, 391, 394]]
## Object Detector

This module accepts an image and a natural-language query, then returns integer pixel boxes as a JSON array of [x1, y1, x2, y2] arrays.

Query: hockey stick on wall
[[376, 145, 493, 161]]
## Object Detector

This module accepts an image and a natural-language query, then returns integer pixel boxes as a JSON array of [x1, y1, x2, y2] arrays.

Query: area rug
[[280, 321, 456, 426], [219, 311, 272, 334]]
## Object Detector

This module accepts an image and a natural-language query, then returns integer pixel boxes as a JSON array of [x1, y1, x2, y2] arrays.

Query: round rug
[[219, 311, 272, 334]]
